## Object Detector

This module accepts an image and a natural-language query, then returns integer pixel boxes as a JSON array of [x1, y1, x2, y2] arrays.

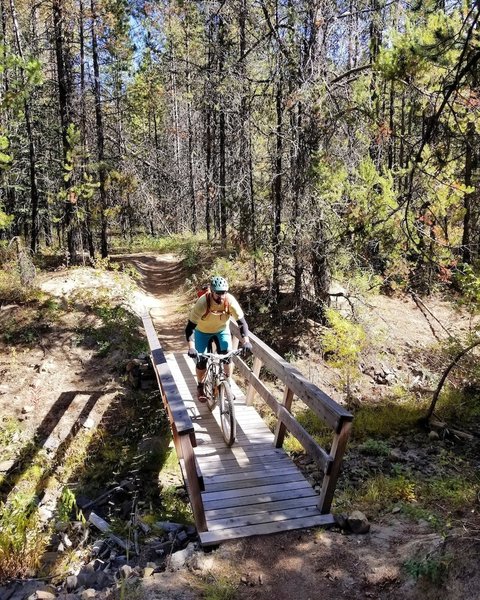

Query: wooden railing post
[[245, 356, 263, 406], [317, 419, 352, 514], [274, 386, 294, 448], [180, 435, 207, 532]]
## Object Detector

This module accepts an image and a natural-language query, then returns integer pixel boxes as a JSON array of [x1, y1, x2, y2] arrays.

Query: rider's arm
[[185, 320, 196, 347], [236, 317, 250, 341], [229, 296, 251, 345]]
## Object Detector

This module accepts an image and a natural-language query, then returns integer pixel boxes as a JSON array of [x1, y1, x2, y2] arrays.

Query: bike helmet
[[210, 275, 229, 293]]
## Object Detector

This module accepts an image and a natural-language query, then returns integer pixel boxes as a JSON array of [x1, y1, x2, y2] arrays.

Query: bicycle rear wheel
[[219, 380, 236, 446]]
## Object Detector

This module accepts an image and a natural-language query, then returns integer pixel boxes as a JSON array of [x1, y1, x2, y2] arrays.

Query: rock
[[169, 543, 196, 570], [333, 513, 349, 530], [66, 575, 78, 591], [40, 361, 55, 374], [75, 495, 93, 509], [81, 590, 97, 599], [22, 405, 34, 414], [389, 448, 407, 462], [185, 525, 197, 539], [61, 533, 73, 548], [27, 591, 56, 600], [91, 539, 107, 556], [37, 506, 53, 521], [41, 551, 60, 567], [55, 520, 69, 532], [0, 460, 15, 472], [119, 564, 133, 579], [143, 566, 155, 578], [188, 549, 216, 572], [347, 510, 370, 534], [428, 430, 440, 441], [176, 529, 189, 545], [417, 519, 430, 528], [81, 416, 95, 429], [153, 540, 173, 556], [154, 521, 184, 534], [240, 572, 258, 586]]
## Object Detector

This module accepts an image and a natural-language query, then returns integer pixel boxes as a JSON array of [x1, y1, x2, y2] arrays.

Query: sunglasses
[[214, 290, 227, 295]]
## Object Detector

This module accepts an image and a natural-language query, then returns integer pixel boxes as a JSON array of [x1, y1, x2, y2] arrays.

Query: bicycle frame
[[198, 349, 242, 446], [200, 349, 242, 395]]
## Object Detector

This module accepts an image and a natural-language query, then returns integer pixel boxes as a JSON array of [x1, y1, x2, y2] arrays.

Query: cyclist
[[185, 275, 252, 403]]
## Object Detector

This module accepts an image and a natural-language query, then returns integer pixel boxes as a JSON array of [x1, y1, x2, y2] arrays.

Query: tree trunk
[[218, 16, 227, 247], [0, 0, 16, 235], [205, 108, 213, 241], [9, 0, 40, 252], [271, 76, 283, 304], [368, 0, 382, 163], [238, 0, 253, 245], [53, 0, 78, 262], [311, 219, 331, 321], [91, 0, 108, 258], [462, 121, 474, 264], [79, 0, 95, 258]]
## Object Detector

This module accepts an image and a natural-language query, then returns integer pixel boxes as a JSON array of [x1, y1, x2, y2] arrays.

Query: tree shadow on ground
[[0, 391, 103, 503]]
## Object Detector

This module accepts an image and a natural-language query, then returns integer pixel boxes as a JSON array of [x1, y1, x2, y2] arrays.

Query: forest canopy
[[1, 0, 480, 308]]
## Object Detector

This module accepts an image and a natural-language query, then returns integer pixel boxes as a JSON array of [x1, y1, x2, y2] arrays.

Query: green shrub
[[0, 417, 22, 460], [435, 385, 480, 423], [0, 493, 48, 580], [358, 438, 391, 456], [453, 263, 480, 306], [351, 397, 426, 440], [0, 268, 38, 304], [404, 556, 449, 584], [202, 575, 237, 600], [420, 475, 478, 508], [321, 308, 368, 398], [360, 474, 417, 505]]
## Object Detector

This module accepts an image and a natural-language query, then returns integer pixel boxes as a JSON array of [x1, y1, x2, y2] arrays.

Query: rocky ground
[[1, 253, 479, 600]]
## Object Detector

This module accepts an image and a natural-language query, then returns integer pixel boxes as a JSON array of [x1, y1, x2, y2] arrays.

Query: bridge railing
[[230, 322, 353, 514], [141, 314, 207, 533]]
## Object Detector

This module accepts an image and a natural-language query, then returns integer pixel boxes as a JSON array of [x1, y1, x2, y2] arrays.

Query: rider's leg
[[194, 330, 211, 402], [196, 367, 206, 384], [217, 330, 233, 378]]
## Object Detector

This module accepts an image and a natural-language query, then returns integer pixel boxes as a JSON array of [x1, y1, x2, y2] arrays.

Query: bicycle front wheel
[[219, 380, 236, 447], [204, 367, 218, 411]]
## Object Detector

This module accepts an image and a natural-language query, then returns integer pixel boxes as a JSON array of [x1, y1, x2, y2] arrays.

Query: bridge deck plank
[[168, 352, 333, 546]]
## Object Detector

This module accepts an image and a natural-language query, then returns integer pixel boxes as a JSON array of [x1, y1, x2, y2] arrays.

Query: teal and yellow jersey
[[189, 292, 243, 334]]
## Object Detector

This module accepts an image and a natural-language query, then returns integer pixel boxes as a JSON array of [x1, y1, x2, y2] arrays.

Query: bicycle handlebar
[[197, 348, 244, 362]]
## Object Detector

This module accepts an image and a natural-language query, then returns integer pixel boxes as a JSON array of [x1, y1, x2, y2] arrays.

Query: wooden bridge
[[142, 314, 353, 546]]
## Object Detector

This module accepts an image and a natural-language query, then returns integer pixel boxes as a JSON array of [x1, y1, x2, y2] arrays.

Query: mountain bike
[[199, 348, 243, 447]]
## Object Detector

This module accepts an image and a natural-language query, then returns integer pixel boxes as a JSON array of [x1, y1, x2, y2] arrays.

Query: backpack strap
[[201, 292, 212, 320], [201, 292, 231, 320]]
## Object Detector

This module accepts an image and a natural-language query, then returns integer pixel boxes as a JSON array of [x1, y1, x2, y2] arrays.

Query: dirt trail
[[118, 252, 188, 352]]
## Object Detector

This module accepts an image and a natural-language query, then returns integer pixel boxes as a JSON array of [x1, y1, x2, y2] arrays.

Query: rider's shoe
[[197, 383, 207, 403]]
